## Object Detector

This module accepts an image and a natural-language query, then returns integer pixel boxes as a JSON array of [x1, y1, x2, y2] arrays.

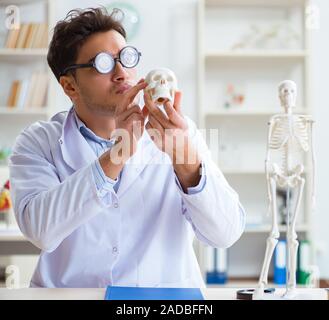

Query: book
[[274, 239, 286, 285], [6, 81, 21, 107], [31, 72, 48, 108], [105, 286, 204, 300], [16, 79, 30, 109], [205, 246, 228, 284], [24, 23, 37, 49], [22, 23, 33, 48], [24, 73, 39, 108], [15, 24, 29, 49], [297, 240, 311, 285], [33, 23, 48, 48], [5, 28, 20, 49]]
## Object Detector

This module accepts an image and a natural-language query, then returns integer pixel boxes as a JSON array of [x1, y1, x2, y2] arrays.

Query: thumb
[[142, 105, 149, 118]]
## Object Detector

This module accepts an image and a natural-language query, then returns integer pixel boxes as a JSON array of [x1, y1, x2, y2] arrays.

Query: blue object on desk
[[274, 239, 287, 285], [105, 286, 204, 300]]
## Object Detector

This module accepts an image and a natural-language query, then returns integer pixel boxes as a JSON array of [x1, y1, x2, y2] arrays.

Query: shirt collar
[[73, 107, 114, 147]]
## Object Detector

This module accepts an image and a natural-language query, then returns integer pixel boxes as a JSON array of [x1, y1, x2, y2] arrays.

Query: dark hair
[[47, 7, 126, 82]]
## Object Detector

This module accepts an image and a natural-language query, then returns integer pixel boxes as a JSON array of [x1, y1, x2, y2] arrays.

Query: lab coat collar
[[58, 106, 158, 197]]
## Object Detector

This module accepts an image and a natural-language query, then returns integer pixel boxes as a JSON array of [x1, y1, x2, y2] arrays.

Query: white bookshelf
[[0, 0, 55, 244], [197, 0, 314, 284], [0, 48, 48, 56]]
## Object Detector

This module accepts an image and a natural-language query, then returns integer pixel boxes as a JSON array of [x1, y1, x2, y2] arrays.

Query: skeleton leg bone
[[253, 176, 280, 299], [284, 176, 305, 299]]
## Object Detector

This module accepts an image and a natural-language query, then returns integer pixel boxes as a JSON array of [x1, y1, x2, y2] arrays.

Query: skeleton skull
[[278, 80, 297, 110], [145, 68, 178, 104]]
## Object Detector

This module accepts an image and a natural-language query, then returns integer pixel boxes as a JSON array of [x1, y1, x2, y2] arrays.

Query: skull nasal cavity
[[160, 79, 166, 84]]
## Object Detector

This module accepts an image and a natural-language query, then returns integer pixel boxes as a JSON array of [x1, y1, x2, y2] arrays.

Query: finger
[[173, 91, 182, 113], [145, 122, 161, 142], [117, 80, 147, 112], [144, 92, 172, 128], [163, 100, 181, 124], [124, 80, 148, 105], [126, 112, 144, 127], [148, 114, 164, 134], [142, 105, 149, 118], [119, 105, 142, 121]]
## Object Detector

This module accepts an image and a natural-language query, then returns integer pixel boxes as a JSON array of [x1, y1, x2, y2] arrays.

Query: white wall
[[311, 0, 329, 279], [51, 0, 329, 278]]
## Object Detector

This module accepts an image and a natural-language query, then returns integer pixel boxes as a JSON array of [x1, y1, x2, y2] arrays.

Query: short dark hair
[[47, 7, 126, 82]]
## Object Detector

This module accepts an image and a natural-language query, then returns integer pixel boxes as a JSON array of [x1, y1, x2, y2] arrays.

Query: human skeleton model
[[253, 80, 315, 299]]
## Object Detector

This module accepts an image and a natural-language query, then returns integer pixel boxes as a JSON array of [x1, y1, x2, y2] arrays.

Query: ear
[[59, 75, 79, 101]]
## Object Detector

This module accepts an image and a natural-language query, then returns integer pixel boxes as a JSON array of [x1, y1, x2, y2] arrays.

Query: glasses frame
[[60, 46, 141, 77]]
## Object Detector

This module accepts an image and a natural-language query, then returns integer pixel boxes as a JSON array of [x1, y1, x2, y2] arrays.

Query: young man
[[9, 8, 245, 288]]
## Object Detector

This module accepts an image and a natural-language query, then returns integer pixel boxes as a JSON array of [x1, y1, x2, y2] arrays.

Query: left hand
[[143, 91, 188, 162], [143, 91, 202, 190]]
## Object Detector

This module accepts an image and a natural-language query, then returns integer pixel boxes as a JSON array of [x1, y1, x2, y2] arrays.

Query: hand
[[144, 91, 188, 162], [144, 91, 202, 191], [99, 79, 148, 179]]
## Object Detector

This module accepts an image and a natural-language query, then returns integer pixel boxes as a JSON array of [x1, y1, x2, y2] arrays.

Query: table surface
[[0, 287, 327, 300]]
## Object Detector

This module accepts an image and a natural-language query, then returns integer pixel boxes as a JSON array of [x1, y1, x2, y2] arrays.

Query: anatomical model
[[145, 68, 177, 104], [253, 80, 315, 299]]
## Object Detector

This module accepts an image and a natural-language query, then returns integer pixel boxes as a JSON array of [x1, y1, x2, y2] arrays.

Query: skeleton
[[145, 68, 178, 104], [253, 80, 315, 299]]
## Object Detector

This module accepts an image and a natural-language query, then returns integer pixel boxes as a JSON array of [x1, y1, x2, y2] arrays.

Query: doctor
[[9, 8, 245, 288]]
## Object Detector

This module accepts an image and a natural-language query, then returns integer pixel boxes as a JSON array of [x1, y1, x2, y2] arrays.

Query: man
[[9, 8, 245, 288]]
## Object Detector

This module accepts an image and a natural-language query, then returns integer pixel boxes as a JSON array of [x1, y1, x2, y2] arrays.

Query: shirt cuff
[[92, 159, 118, 195], [175, 161, 206, 195]]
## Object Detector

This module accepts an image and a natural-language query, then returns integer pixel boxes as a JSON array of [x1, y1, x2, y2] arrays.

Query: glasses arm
[[60, 62, 94, 77]]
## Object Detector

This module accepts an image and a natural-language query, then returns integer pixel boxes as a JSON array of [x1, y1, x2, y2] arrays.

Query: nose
[[111, 60, 129, 83], [160, 79, 166, 85]]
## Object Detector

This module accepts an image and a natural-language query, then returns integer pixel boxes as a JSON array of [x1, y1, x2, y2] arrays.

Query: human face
[[65, 30, 138, 116]]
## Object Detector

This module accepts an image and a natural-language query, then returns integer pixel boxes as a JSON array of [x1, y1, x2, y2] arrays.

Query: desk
[[0, 288, 327, 300]]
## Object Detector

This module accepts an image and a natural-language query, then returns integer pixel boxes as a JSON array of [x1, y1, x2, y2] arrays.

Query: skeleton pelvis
[[270, 163, 304, 188]]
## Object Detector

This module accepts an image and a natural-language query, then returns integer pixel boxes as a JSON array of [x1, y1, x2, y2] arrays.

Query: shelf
[[0, 48, 48, 57], [205, 0, 307, 7], [207, 280, 311, 288], [204, 109, 309, 116], [0, 107, 48, 116], [0, 228, 25, 242], [221, 168, 264, 174], [245, 224, 309, 233], [0, 0, 47, 6], [205, 50, 308, 60]]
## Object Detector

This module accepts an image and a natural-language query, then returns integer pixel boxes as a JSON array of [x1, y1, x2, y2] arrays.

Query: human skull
[[278, 80, 297, 110], [145, 68, 178, 104]]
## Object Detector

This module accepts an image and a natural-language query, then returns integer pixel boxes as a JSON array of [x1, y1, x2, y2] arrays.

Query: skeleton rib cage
[[267, 114, 312, 182]]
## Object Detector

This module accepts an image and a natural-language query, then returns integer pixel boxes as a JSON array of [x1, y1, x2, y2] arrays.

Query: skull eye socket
[[153, 75, 161, 81]]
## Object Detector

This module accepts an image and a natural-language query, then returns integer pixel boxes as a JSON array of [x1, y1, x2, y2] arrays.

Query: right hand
[[99, 80, 148, 178]]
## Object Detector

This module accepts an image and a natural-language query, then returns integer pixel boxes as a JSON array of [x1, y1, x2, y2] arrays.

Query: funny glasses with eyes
[[60, 46, 141, 77]]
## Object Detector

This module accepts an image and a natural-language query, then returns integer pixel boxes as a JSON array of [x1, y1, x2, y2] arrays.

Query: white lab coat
[[9, 107, 245, 288]]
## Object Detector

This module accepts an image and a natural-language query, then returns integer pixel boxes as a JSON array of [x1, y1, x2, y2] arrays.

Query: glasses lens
[[120, 47, 140, 68], [95, 53, 115, 74]]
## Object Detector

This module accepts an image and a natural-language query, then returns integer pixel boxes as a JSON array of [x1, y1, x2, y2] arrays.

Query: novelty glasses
[[60, 46, 141, 77]]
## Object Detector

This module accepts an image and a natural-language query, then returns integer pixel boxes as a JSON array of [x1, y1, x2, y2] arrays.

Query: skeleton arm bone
[[309, 119, 316, 212], [265, 118, 276, 205]]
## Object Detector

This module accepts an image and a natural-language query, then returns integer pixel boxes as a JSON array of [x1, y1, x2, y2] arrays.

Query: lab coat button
[[59, 139, 63, 144], [113, 203, 119, 208], [112, 247, 118, 253]]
